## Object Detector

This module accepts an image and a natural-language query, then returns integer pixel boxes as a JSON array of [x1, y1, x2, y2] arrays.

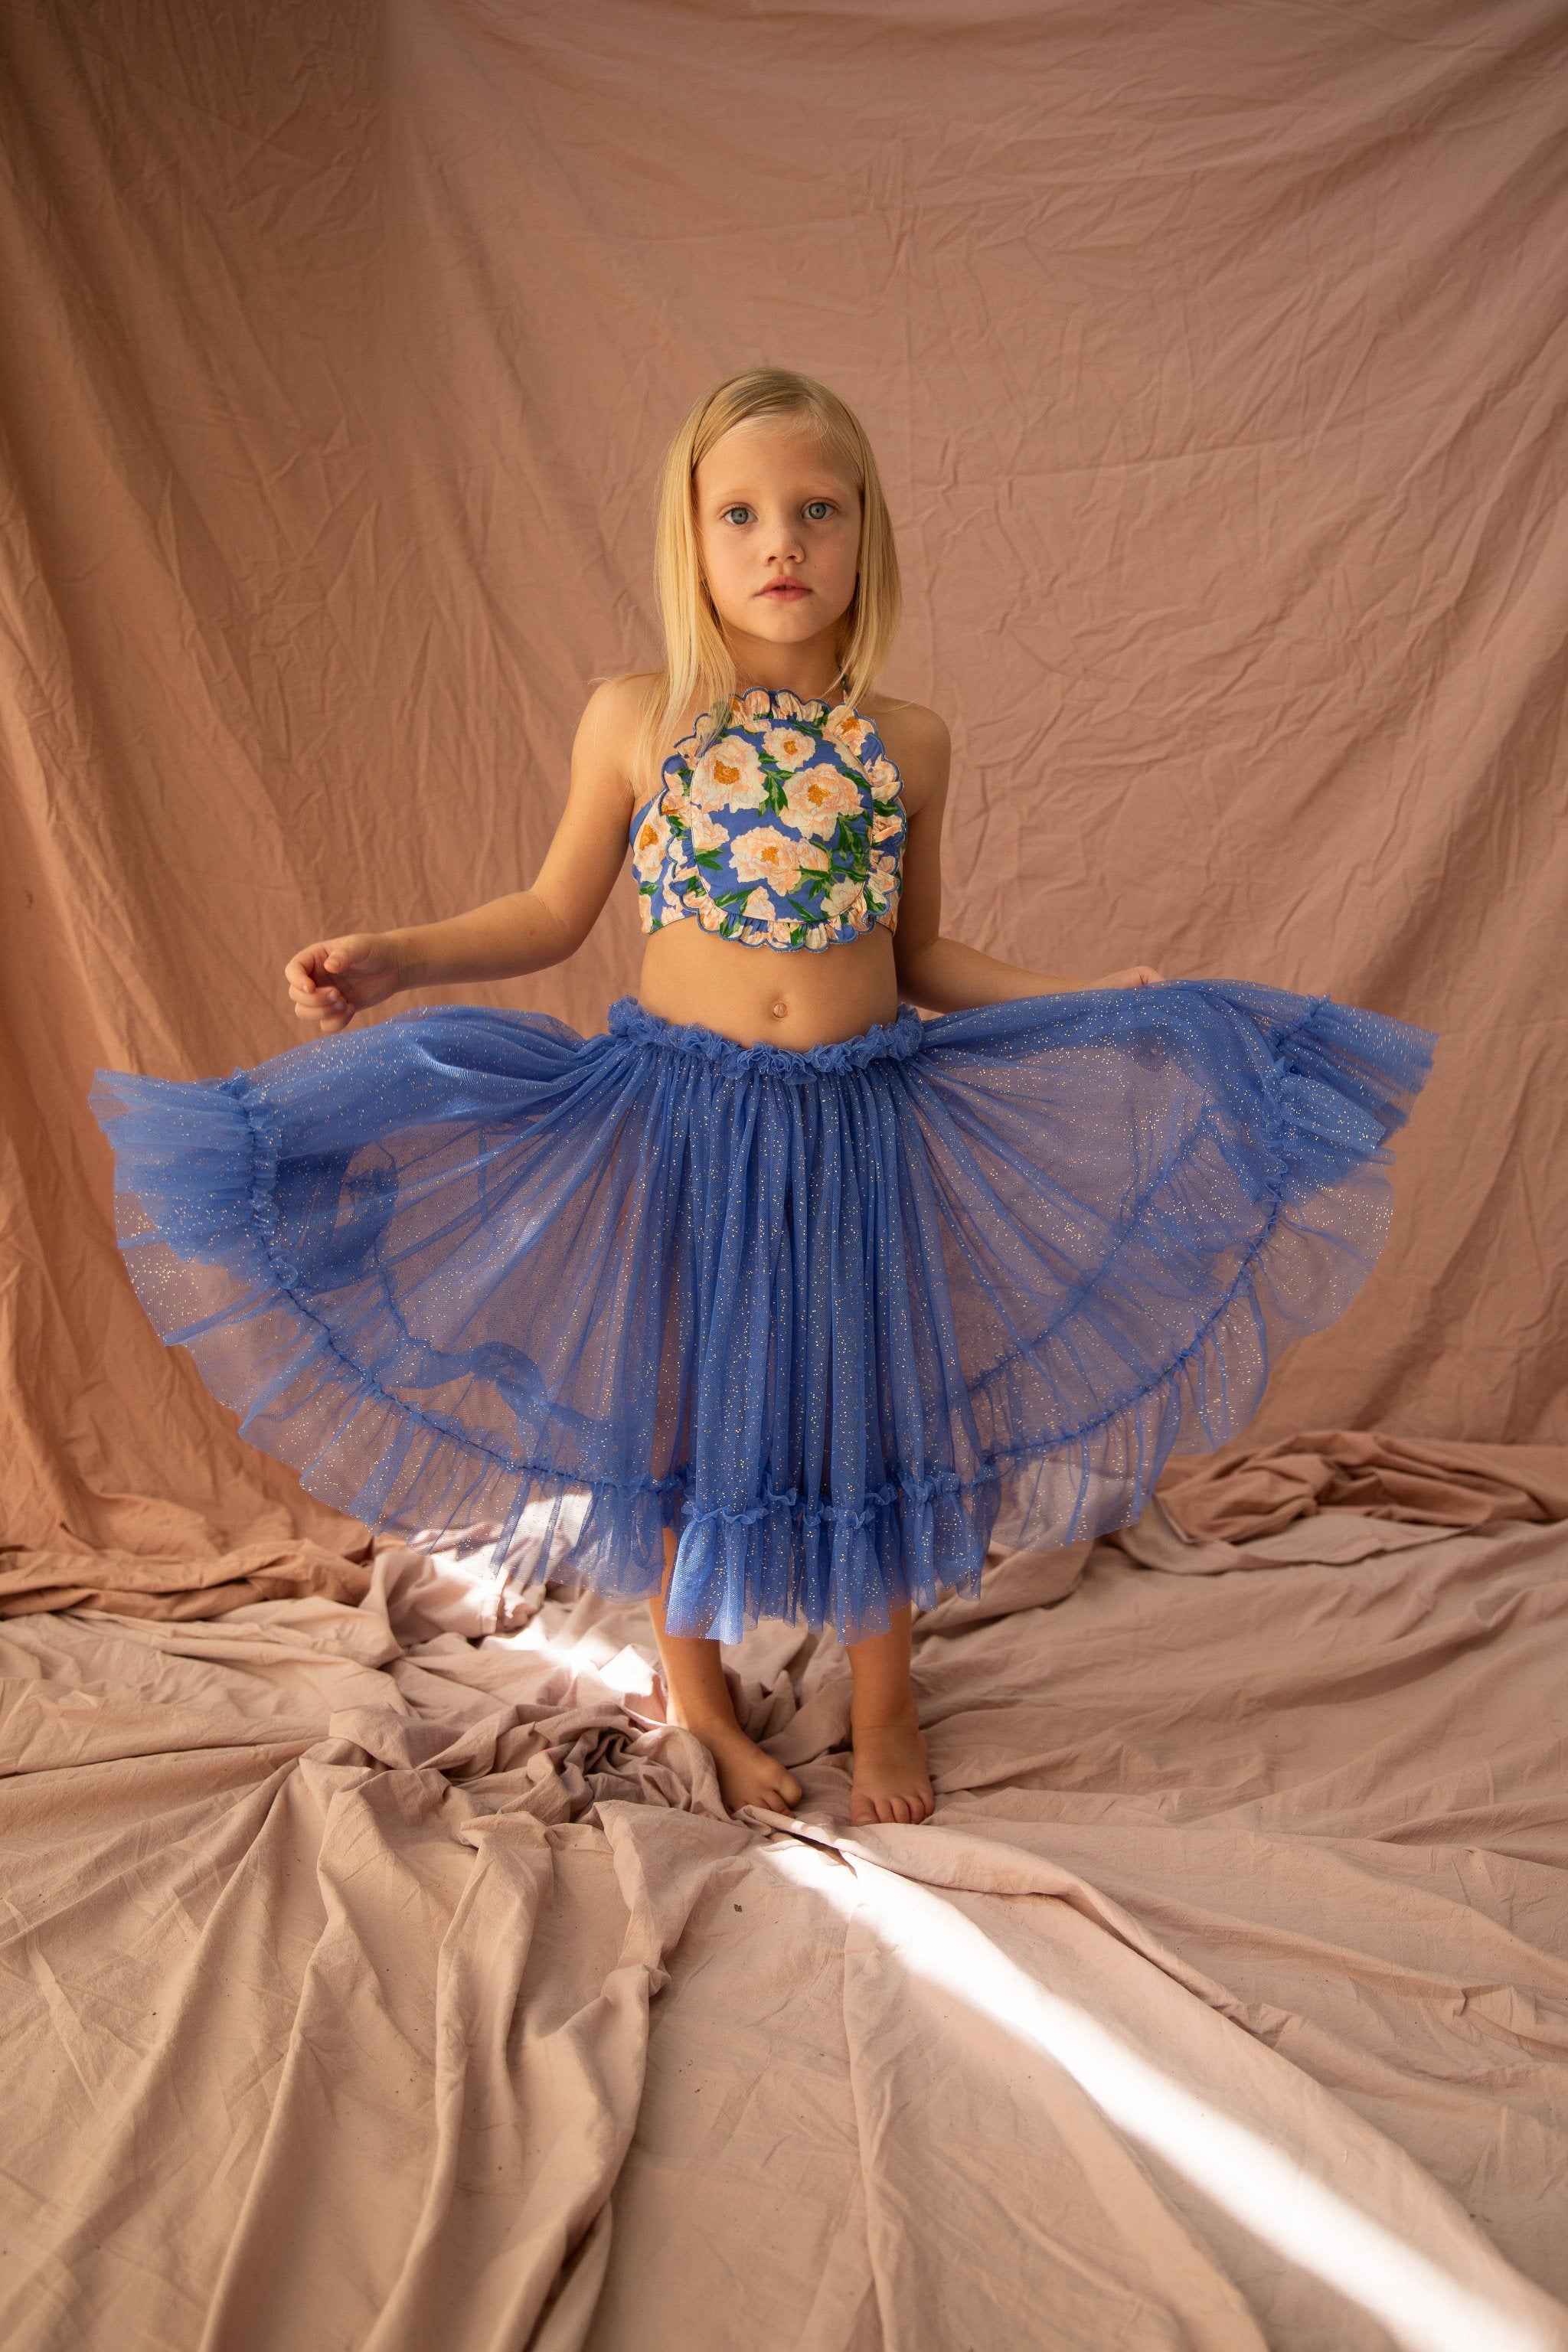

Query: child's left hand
[[1091, 964, 1166, 989]]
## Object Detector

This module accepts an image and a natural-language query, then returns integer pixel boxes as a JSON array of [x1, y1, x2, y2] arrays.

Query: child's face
[[693, 417, 863, 659]]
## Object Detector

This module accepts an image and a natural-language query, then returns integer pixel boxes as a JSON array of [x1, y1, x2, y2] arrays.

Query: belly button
[[769, 999, 788, 1019]]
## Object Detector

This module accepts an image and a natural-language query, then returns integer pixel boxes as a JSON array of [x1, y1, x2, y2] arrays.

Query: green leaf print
[[831, 813, 868, 876]]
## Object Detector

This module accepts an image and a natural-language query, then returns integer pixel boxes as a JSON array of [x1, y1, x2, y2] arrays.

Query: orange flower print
[[688, 806, 727, 854], [632, 806, 671, 884], [780, 763, 861, 839], [733, 689, 773, 731], [824, 706, 874, 763], [871, 810, 903, 844], [796, 840, 831, 874], [730, 828, 805, 891], [742, 887, 776, 921], [691, 737, 767, 810], [823, 877, 868, 923], [763, 724, 815, 772]]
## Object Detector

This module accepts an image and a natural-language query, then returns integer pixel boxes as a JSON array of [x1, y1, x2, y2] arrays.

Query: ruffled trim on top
[[640, 897, 900, 952], [675, 684, 854, 763], [606, 993, 926, 1077]]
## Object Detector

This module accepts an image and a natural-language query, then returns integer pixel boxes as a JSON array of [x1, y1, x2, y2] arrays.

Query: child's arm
[[286, 680, 643, 1033], [888, 704, 1162, 1011]]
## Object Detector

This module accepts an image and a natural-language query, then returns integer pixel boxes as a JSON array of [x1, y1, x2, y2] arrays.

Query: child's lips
[[760, 581, 810, 599]]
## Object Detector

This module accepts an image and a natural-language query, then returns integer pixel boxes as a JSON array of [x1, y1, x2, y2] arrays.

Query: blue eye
[[721, 505, 753, 525], [805, 500, 834, 521]]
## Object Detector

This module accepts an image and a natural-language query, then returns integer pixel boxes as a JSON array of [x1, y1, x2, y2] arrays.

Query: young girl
[[90, 368, 1436, 1831]]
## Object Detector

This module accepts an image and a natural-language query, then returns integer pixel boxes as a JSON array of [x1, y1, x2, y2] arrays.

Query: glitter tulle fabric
[[88, 980, 1436, 1642]]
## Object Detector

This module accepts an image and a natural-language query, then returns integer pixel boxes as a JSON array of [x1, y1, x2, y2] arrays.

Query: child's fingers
[[322, 937, 380, 975], [285, 935, 384, 1026], [292, 980, 353, 1021], [285, 938, 369, 988]]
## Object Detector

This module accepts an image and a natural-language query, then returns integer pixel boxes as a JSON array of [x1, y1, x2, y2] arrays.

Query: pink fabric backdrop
[[2, 0, 1563, 1557]]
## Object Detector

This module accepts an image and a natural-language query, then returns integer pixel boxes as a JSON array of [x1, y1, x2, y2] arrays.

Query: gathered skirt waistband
[[604, 994, 928, 1077]]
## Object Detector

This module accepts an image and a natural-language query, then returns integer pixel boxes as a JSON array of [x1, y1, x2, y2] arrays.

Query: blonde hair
[[631, 368, 902, 798]]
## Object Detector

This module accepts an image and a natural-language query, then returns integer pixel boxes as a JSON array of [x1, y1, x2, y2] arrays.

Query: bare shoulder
[[577, 670, 661, 753], [570, 669, 665, 803], [863, 692, 950, 813]]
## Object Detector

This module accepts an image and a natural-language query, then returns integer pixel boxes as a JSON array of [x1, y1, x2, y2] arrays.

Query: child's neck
[[720, 628, 847, 704]]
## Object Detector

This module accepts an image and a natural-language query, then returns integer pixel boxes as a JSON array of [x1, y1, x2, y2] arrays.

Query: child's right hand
[[284, 933, 403, 1034]]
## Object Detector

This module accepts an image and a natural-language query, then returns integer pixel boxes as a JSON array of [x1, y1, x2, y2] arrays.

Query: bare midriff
[[635, 918, 902, 1050]]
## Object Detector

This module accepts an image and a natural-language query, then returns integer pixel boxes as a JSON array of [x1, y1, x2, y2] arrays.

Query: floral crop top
[[629, 686, 907, 952]]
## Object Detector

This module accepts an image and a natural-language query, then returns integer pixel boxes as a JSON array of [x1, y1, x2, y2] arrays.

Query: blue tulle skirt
[[87, 981, 1436, 1642]]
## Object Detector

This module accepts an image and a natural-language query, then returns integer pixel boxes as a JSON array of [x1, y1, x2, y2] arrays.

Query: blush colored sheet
[[3, 1514, 1566, 2351], [3, 0, 1564, 1576]]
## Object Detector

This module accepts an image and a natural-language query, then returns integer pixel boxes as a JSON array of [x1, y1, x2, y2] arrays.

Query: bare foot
[[673, 1706, 805, 1817], [849, 1704, 935, 1827]]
